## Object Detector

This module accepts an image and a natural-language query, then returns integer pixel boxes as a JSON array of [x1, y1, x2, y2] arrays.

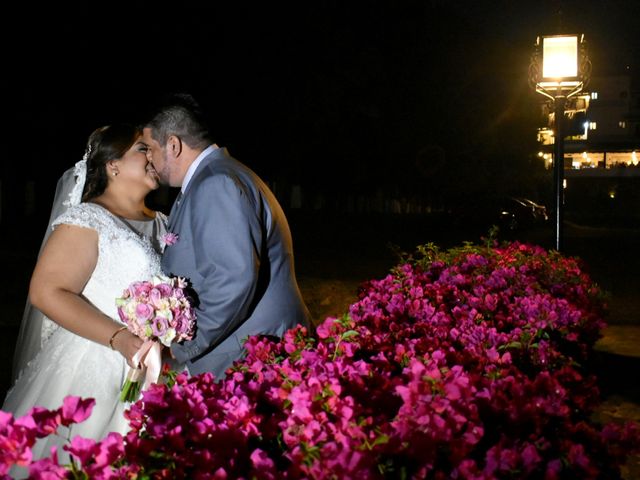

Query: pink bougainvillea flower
[[28, 449, 67, 479], [60, 396, 95, 427], [28, 407, 60, 437], [64, 436, 97, 466], [4, 240, 639, 478]]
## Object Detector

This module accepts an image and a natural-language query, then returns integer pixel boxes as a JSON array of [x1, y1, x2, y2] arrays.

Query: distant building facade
[[535, 73, 640, 224], [537, 73, 640, 175]]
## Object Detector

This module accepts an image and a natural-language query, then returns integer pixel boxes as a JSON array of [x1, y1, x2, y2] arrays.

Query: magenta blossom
[[3, 240, 639, 479]]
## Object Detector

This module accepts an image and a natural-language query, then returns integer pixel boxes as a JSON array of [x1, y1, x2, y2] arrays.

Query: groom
[[142, 93, 310, 378]]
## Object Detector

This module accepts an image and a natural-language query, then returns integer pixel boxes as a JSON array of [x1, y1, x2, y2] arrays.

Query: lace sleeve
[[51, 203, 109, 233]]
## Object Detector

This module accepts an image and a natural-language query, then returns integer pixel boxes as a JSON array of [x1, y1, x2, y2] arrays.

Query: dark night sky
[[4, 0, 639, 216]]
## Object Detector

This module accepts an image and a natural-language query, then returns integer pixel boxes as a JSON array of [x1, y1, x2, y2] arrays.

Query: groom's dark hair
[[144, 92, 213, 149]]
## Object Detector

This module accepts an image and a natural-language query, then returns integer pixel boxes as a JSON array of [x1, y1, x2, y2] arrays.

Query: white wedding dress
[[3, 202, 167, 466]]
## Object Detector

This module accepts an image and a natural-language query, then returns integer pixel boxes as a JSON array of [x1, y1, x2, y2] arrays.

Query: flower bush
[[2, 240, 639, 479]]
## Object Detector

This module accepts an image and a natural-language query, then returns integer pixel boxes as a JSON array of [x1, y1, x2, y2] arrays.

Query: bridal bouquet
[[115, 274, 196, 402]]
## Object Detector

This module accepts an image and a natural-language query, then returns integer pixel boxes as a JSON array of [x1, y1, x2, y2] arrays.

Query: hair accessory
[[63, 145, 91, 207]]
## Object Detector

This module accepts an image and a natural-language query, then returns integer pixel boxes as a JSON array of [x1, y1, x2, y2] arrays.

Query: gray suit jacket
[[165, 148, 310, 378]]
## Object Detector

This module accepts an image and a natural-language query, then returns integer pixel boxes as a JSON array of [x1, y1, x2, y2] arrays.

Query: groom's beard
[[153, 161, 175, 187]]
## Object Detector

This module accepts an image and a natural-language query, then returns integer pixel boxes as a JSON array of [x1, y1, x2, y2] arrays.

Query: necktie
[[169, 191, 183, 224]]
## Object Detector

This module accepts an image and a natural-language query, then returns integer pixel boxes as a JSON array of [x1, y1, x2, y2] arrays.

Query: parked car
[[502, 197, 549, 230], [513, 197, 549, 222], [450, 195, 549, 231]]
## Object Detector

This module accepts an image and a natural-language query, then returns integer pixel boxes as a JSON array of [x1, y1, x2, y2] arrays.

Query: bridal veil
[[11, 159, 86, 382]]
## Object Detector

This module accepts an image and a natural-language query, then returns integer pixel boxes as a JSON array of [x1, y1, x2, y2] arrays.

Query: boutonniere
[[161, 232, 179, 251]]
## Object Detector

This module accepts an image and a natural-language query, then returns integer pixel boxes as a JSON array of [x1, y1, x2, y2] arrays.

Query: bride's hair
[[82, 124, 142, 201]]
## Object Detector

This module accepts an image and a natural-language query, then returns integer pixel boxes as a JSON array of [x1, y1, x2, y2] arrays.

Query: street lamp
[[529, 34, 591, 251]]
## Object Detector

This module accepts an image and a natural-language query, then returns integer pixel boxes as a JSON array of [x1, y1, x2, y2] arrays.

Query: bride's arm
[[29, 224, 143, 368]]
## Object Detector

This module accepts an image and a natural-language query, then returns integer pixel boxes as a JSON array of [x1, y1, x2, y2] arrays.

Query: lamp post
[[529, 34, 590, 251]]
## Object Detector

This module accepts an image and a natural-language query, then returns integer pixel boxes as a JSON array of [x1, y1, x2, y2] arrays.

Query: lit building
[[537, 74, 640, 176]]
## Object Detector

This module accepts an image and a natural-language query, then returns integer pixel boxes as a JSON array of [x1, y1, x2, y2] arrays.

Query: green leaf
[[341, 330, 359, 340]]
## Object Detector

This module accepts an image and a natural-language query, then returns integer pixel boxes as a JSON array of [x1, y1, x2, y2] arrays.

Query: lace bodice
[[3, 202, 169, 463], [44, 203, 164, 339]]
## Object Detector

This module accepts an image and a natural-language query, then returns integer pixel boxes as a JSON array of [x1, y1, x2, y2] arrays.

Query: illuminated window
[[589, 122, 597, 130], [590, 92, 598, 100], [619, 121, 626, 129]]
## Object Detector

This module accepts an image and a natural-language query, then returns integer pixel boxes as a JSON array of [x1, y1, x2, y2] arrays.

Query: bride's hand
[[160, 345, 168, 361], [111, 330, 144, 368], [162, 345, 176, 360]]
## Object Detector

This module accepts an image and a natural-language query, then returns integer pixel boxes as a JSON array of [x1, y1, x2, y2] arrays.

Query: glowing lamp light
[[536, 34, 585, 92], [542, 36, 578, 78]]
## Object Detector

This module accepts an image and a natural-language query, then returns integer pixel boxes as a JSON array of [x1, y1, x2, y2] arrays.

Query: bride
[[3, 124, 168, 464]]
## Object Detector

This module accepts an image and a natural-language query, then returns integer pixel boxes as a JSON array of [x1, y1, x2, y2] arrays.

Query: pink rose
[[135, 303, 154, 322], [149, 288, 163, 308], [129, 281, 151, 297], [156, 283, 173, 296]]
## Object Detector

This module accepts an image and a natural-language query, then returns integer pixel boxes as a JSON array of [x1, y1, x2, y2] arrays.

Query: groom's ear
[[168, 135, 183, 157]]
